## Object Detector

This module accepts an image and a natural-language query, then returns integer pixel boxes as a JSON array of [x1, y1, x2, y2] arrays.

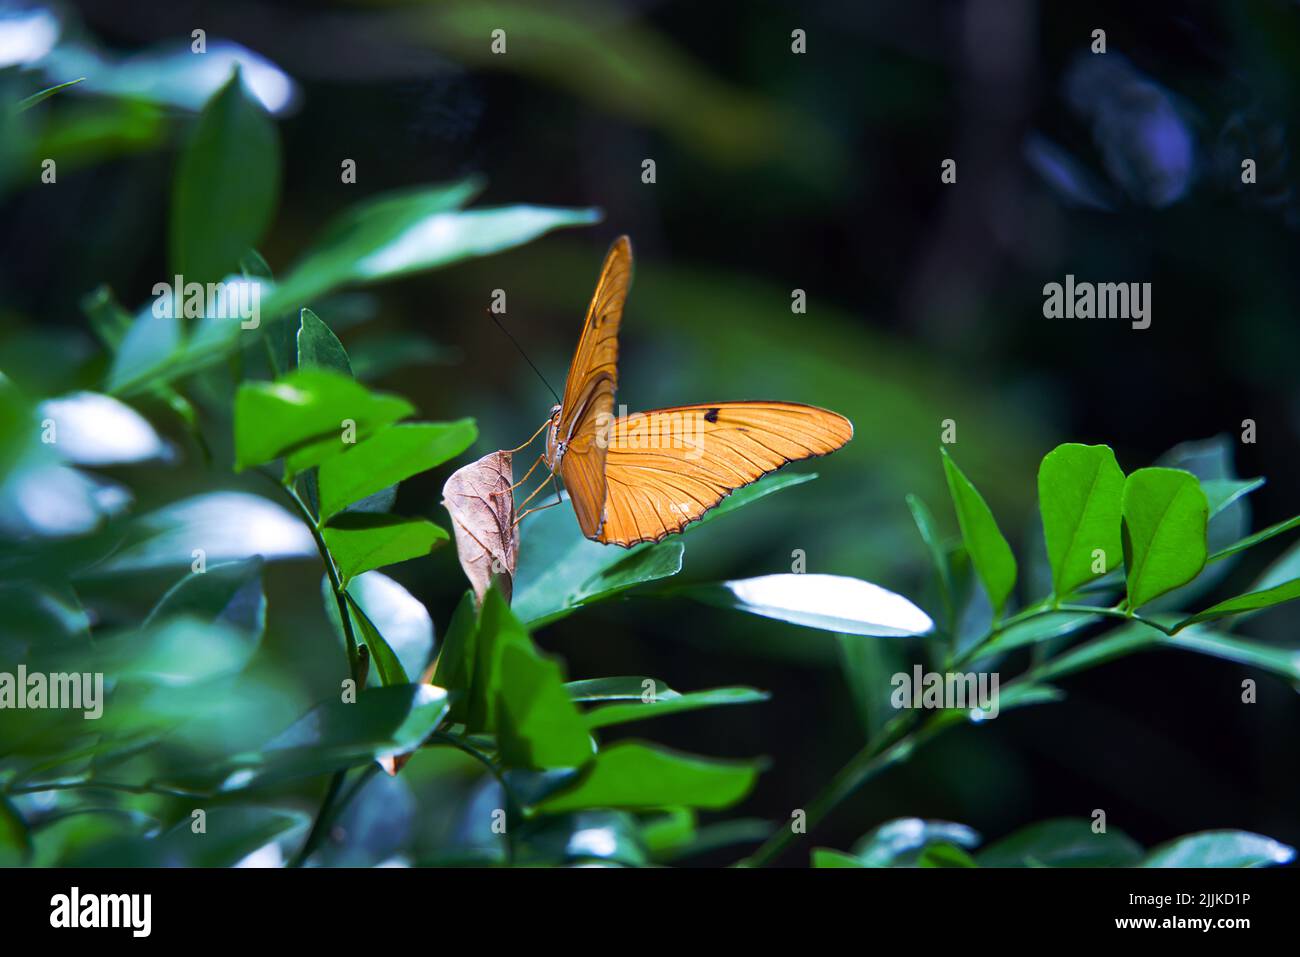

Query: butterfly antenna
[[488, 310, 561, 405]]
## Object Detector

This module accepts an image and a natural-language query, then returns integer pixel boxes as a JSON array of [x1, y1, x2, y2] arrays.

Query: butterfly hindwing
[[596, 401, 853, 546]]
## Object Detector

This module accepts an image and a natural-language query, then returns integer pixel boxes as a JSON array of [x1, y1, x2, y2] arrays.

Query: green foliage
[[1037, 443, 1124, 596], [1121, 468, 1209, 608], [941, 448, 1017, 617], [815, 817, 1295, 869], [170, 70, 279, 284], [5, 47, 1298, 870]]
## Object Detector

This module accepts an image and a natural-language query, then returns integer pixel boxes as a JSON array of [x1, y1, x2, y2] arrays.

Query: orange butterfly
[[517, 236, 853, 547]]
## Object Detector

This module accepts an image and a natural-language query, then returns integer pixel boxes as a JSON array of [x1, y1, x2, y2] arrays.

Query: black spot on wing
[[703, 408, 719, 423]]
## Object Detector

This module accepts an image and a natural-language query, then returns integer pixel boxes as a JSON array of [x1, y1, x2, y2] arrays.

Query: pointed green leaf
[[941, 449, 1017, 617], [1121, 468, 1208, 608], [583, 686, 768, 730], [1174, 578, 1300, 631], [322, 513, 447, 585], [496, 644, 594, 770], [345, 593, 408, 687], [432, 591, 478, 722], [539, 741, 761, 812], [264, 181, 600, 315], [1038, 443, 1124, 596], [296, 307, 352, 375], [1209, 513, 1300, 563], [905, 493, 955, 627], [317, 420, 477, 521], [233, 369, 412, 471], [170, 70, 279, 283]]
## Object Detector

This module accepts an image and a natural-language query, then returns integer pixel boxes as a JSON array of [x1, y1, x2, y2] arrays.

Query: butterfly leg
[[488, 452, 543, 498], [513, 470, 563, 526]]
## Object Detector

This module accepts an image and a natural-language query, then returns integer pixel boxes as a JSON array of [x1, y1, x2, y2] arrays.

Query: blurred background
[[1, 0, 1298, 864]]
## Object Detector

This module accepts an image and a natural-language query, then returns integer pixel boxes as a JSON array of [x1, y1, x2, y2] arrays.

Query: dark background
[[2, 0, 1298, 863]]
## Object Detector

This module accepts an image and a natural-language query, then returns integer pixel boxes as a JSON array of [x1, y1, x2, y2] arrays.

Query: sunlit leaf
[[233, 369, 413, 472], [684, 574, 933, 637], [322, 513, 447, 585], [1037, 443, 1124, 596], [539, 741, 761, 812], [317, 420, 477, 522], [1121, 468, 1208, 608]]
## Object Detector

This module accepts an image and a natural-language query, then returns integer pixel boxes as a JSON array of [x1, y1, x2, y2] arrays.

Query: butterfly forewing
[[556, 236, 632, 537]]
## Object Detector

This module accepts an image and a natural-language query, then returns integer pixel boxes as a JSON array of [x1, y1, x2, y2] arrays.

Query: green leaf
[[1141, 830, 1295, 868], [1174, 578, 1300, 631], [812, 848, 866, 868], [905, 493, 955, 627], [570, 541, 684, 609], [1121, 468, 1209, 609], [169, 70, 279, 284], [432, 591, 478, 722], [512, 499, 684, 627], [468, 587, 533, 731], [296, 307, 352, 375], [264, 181, 601, 315], [1038, 443, 1125, 597], [512, 473, 811, 627], [683, 573, 933, 637], [852, 818, 981, 867], [73, 807, 308, 868], [347, 572, 435, 682], [0, 797, 31, 867], [918, 843, 980, 867], [565, 677, 674, 702], [1201, 477, 1264, 517], [495, 644, 594, 769], [977, 818, 1143, 867], [1037, 621, 1300, 686], [694, 471, 818, 527], [539, 741, 761, 812], [1209, 513, 1300, 564], [168, 685, 450, 792], [322, 513, 447, 585], [345, 593, 408, 686], [317, 420, 477, 522], [941, 449, 1017, 617], [233, 369, 413, 472], [974, 611, 1100, 660], [16, 77, 86, 112], [143, 557, 266, 641], [584, 686, 769, 730]]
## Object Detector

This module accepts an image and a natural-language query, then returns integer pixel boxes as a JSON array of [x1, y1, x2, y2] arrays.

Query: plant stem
[[747, 602, 1179, 867], [275, 475, 369, 868], [430, 731, 520, 865], [288, 769, 346, 868]]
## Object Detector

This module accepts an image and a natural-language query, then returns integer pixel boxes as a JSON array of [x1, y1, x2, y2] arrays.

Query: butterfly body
[[538, 236, 853, 547]]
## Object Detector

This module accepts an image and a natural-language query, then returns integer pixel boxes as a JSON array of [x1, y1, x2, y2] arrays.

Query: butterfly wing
[[557, 236, 632, 538], [596, 401, 853, 546]]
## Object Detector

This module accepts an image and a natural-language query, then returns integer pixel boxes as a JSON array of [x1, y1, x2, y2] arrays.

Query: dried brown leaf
[[442, 449, 519, 604]]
